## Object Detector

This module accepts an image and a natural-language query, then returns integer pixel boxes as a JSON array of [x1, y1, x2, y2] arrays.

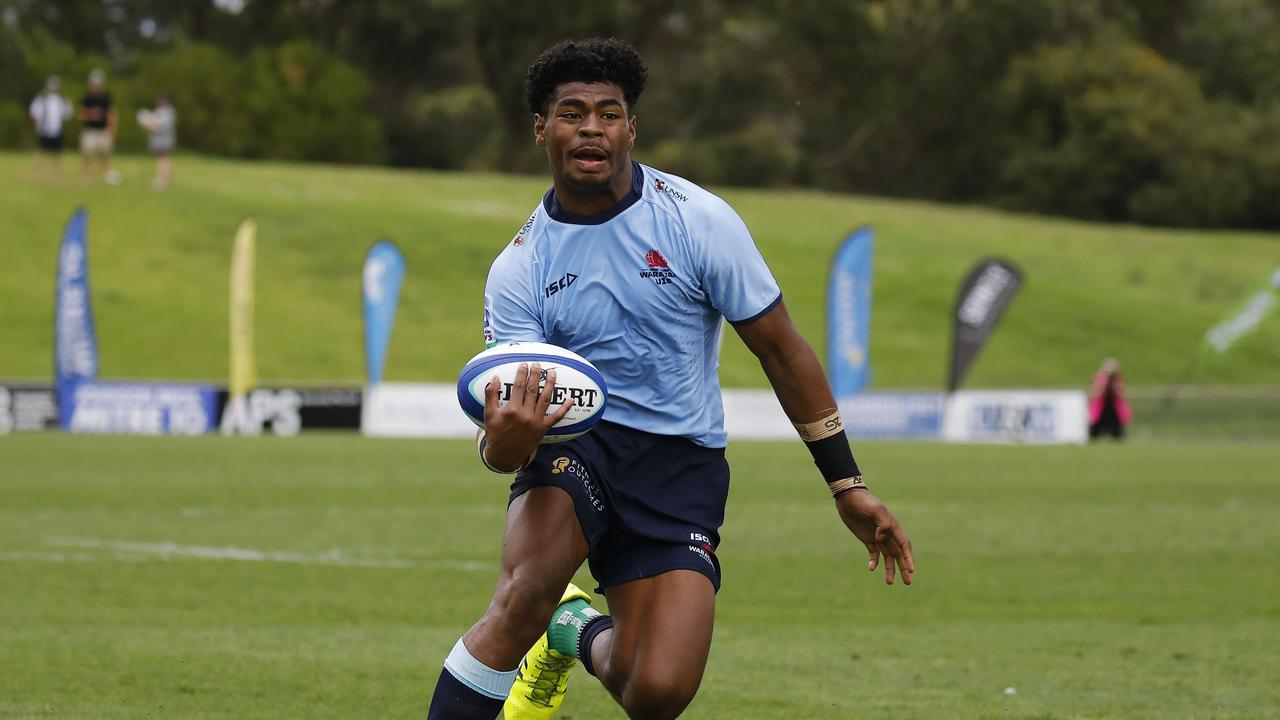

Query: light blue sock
[[443, 637, 518, 699]]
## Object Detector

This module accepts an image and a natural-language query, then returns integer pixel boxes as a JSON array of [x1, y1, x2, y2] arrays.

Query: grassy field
[[3, 151, 1280, 389], [2, 433, 1278, 719]]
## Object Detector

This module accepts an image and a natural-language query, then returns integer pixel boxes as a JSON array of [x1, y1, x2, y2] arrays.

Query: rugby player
[[427, 37, 914, 720]]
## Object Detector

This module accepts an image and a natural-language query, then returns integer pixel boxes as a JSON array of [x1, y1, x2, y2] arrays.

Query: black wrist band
[[804, 430, 862, 484]]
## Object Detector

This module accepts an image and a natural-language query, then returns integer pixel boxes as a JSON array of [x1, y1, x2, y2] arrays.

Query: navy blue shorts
[[510, 421, 730, 593]]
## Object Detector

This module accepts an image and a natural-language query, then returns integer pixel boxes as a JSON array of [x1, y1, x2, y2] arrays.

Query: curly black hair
[[525, 38, 648, 116]]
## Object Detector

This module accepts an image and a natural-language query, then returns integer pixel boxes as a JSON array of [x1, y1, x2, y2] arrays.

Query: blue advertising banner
[[826, 226, 874, 397], [362, 240, 406, 386], [60, 381, 219, 435], [54, 207, 99, 398], [839, 392, 945, 440]]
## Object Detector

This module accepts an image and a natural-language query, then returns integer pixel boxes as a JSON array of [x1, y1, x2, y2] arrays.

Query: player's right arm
[[479, 363, 572, 472]]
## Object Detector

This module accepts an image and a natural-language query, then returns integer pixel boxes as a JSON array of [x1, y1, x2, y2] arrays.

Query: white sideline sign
[[360, 383, 1087, 444], [941, 390, 1088, 445], [361, 382, 476, 438]]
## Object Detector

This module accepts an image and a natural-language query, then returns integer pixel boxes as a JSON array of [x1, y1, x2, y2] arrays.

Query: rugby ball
[[457, 342, 607, 443]]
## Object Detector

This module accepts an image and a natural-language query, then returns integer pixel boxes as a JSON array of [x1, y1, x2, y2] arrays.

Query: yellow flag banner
[[228, 218, 257, 399]]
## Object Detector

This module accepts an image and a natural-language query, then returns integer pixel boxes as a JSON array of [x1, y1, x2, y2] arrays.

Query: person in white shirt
[[137, 93, 176, 189], [29, 75, 73, 180]]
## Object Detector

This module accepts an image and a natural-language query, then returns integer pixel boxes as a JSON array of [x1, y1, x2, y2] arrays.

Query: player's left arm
[[734, 301, 915, 586]]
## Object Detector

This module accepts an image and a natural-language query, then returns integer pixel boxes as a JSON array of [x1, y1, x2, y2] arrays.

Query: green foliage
[[242, 41, 384, 163], [130, 43, 255, 156], [5, 0, 1280, 227], [1, 24, 112, 148], [0, 102, 31, 149], [0, 30, 383, 163], [996, 29, 1280, 228], [1170, 0, 1280, 103], [716, 120, 800, 186], [400, 85, 502, 169], [995, 33, 1205, 221], [1127, 101, 1258, 227], [650, 120, 799, 187]]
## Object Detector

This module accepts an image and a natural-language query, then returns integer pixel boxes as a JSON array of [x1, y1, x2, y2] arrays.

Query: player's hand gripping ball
[[457, 342, 608, 443]]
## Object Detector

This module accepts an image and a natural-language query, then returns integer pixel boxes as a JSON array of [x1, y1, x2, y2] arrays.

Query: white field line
[[0, 551, 149, 563], [33, 537, 489, 571]]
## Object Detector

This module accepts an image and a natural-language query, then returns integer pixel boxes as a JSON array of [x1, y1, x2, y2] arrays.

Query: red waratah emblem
[[645, 249, 668, 268], [655, 180, 666, 191], [513, 236, 524, 246]]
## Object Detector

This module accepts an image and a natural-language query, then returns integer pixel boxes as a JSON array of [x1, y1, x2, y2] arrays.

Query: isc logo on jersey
[[456, 342, 608, 443]]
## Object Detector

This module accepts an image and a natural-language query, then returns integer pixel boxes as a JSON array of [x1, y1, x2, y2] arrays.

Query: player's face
[[535, 82, 636, 191]]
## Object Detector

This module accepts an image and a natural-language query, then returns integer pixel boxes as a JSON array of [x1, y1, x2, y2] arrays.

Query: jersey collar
[[542, 162, 645, 225]]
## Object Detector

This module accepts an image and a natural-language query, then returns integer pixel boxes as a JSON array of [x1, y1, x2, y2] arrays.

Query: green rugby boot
[[504, 583, 598, 719]]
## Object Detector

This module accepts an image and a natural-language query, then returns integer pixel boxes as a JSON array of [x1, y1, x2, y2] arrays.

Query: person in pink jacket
[[1089, 358, 1132, 440]]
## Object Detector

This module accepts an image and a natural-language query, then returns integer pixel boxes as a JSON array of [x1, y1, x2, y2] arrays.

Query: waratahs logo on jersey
[[640, 249, 676, 286]]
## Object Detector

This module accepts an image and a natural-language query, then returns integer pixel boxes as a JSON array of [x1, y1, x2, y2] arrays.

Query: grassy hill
[[3, 151, 1278, 389]]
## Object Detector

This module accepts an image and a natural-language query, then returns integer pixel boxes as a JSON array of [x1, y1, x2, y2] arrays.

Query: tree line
[[3, 0, 1279, 228]]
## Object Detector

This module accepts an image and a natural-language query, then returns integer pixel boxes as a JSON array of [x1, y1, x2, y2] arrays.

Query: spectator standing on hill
[[138, 93, 176, 189], [30, 75, 73, 180], [77, 69, 119, 185], [1088, 358, 1131, 440]]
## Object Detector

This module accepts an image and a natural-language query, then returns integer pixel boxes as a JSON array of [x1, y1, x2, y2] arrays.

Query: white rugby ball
[[457, 342, 608, 443]]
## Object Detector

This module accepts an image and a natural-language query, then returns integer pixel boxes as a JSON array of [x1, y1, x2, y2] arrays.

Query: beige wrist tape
[[476, 430, 534, 474], [828, 475, 867, 497], [476, 430, 510, 474], [793, 411, 844, 442]]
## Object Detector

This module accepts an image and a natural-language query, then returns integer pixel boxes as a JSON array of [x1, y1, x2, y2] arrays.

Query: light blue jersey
[[483, 163, 781, 448]]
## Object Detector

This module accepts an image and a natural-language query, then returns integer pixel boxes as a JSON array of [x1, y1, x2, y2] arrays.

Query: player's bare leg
[[154, 154, 172, 189], [466, 485, 590, 668], [426, 485, 588, 719], [589, 569, 716, 720]]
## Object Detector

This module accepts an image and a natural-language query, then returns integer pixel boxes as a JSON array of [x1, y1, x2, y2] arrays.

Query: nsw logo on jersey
[[511, 210, 537, 247], [640, 249, 676, 286], [654, 179, 688, 202]]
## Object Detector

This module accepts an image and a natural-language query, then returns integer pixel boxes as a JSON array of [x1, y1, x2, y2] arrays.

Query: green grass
[[2, 434, 1278, 718], [3, 151, 1280, 389]]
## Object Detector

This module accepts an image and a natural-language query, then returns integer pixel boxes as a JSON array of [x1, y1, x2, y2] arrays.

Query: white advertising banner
[[721, 388, 795, 440], [725, 389, 945, 440], [362, 383, 948, 441], [361, 383, 1084, 444], [361, 382, 476, 438], [941, 390, 1088, 445]]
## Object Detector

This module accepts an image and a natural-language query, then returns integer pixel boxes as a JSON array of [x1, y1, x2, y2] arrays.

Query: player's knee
[[619, 667, 701, 720], [486, 571, 563, 640]]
